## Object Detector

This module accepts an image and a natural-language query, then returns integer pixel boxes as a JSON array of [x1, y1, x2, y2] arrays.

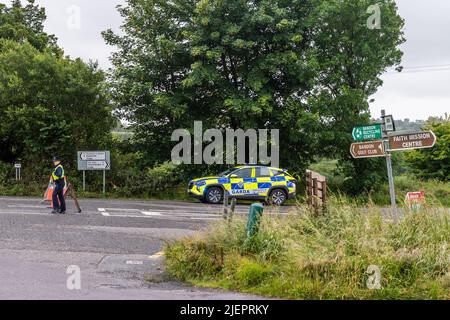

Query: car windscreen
[[220, 168, 237, 176]]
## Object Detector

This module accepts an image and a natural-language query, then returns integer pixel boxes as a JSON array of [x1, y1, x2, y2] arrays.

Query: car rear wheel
[[269, 189, 287, 206], [206, 187, 223, 204]]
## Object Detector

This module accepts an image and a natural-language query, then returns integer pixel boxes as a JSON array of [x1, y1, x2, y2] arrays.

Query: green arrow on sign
[[352, 124, 382, 141]]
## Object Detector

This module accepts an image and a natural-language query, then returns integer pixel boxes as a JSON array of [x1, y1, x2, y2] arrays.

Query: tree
[[0, 40, 114, 169], [104, 0, 196, 167], [0, 0, 59, 53], [0, 1, 114, 178], [105, 0, 404, 181], [308, 0, 404, 193], [405, 117, 450, 182]]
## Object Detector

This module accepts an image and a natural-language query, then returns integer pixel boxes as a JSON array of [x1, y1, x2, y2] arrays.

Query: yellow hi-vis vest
[[52, 164, 65, 181]]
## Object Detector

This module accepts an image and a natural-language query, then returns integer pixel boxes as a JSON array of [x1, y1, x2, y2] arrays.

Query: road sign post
[[83, 170, 86, 192], [14, 163, 21, 181], [103, 170, 106, 195], [77, 151, 111, 194], [382, 110, 398, 224]]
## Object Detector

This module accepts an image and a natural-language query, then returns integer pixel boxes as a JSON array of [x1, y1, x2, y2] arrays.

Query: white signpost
[[77, 151, 111, 194], [14, 163, 22, 181], [384, 115, 396, 132]]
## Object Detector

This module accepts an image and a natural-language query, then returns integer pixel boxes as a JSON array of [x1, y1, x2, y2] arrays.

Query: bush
[[0, 161, 12, 185], [0, 161, 48, 196], [114, 162, 183, 198], [165, 237, 225, 281], [405, 119, 450, 182], [236, 258, 273, 286]]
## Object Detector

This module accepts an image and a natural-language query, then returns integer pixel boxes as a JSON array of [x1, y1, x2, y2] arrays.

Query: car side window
[[270, 169, 284, 176], [233, 168, 253, 178], [256, 167, 270, 177]]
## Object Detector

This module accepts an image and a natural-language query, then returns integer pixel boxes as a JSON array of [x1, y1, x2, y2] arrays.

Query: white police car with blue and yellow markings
[[188, 166, 297, 205]]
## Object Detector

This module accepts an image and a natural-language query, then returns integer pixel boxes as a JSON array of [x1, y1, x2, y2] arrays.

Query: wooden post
[[313, 178, 318, 213], [321, 180, 327, 213], [306, 170, 327, 214], [229, 198, 237, 222], [307, 171, 313, 206], [223, 191, 229, 220]]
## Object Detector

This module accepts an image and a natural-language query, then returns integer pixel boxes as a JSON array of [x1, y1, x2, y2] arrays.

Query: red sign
[[405, 191, 425, 203]]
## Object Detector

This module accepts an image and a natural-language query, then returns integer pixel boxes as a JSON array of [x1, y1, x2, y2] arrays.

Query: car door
[[255, 166, 272, 197], [229, 167, 256, 197]]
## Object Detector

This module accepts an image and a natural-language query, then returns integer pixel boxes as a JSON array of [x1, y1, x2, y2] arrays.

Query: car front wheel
[[205, 187, 223, 204], [269, 189, 287, 206]]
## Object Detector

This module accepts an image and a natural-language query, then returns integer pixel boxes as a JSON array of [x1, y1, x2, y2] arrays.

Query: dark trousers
[[52, 181, 66, 212]]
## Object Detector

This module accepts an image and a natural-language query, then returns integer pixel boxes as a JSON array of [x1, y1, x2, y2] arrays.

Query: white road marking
[[141, 211, 163, 216], [0, 210, 48, 216], [99, 213, 220, 221], [104, 207, 235, 215], [93, 207, 226, 220], [7, 205, 48, 209], [97, 208, 110, 217], [148, 251, 164, 259], [99, 207, 221, 219], [126, 260, 144, 265], [103, 208, 141, 212]]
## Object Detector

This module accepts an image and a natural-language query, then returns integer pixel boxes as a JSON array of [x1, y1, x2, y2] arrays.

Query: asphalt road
[[0, 196, 292, 300]]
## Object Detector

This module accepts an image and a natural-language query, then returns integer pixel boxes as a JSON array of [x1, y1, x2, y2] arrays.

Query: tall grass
[[164, 198, 450, 299]]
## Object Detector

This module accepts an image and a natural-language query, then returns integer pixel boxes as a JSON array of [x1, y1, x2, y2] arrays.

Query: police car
[[188, 166, 297, 205]]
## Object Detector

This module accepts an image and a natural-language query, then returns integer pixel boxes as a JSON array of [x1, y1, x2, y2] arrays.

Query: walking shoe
[[59, 211, 66, 215], [50, 210, 59, 214]]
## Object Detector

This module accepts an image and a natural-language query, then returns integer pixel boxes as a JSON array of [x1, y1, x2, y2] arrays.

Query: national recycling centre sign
[[352, 124, 383, 141]]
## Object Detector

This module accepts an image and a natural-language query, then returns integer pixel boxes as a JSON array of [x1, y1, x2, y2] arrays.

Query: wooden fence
[[306, 170, 327, 213]]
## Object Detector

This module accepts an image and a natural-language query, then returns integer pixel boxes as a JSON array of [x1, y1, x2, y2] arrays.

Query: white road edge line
[[0, 210, 47, 216], [7, 205, 48, 209]]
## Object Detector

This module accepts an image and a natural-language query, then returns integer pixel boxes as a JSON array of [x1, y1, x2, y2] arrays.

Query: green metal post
[[246, 203, 264, 238]]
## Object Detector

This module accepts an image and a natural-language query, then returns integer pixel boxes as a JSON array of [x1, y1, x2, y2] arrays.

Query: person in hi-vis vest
[[51, 156, 66, 214]]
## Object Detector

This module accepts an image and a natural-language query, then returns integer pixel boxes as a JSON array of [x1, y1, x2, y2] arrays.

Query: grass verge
[[164, 198, 450, 299]]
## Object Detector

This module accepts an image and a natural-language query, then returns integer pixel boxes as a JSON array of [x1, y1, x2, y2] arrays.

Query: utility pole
[[381, 110, 398, 223]]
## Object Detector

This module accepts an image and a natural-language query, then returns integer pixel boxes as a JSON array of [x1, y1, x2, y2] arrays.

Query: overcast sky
[[26, 0, 450, 120]]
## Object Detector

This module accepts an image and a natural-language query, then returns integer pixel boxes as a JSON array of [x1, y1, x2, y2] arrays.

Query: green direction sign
[[352, 124, 382, 141]]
